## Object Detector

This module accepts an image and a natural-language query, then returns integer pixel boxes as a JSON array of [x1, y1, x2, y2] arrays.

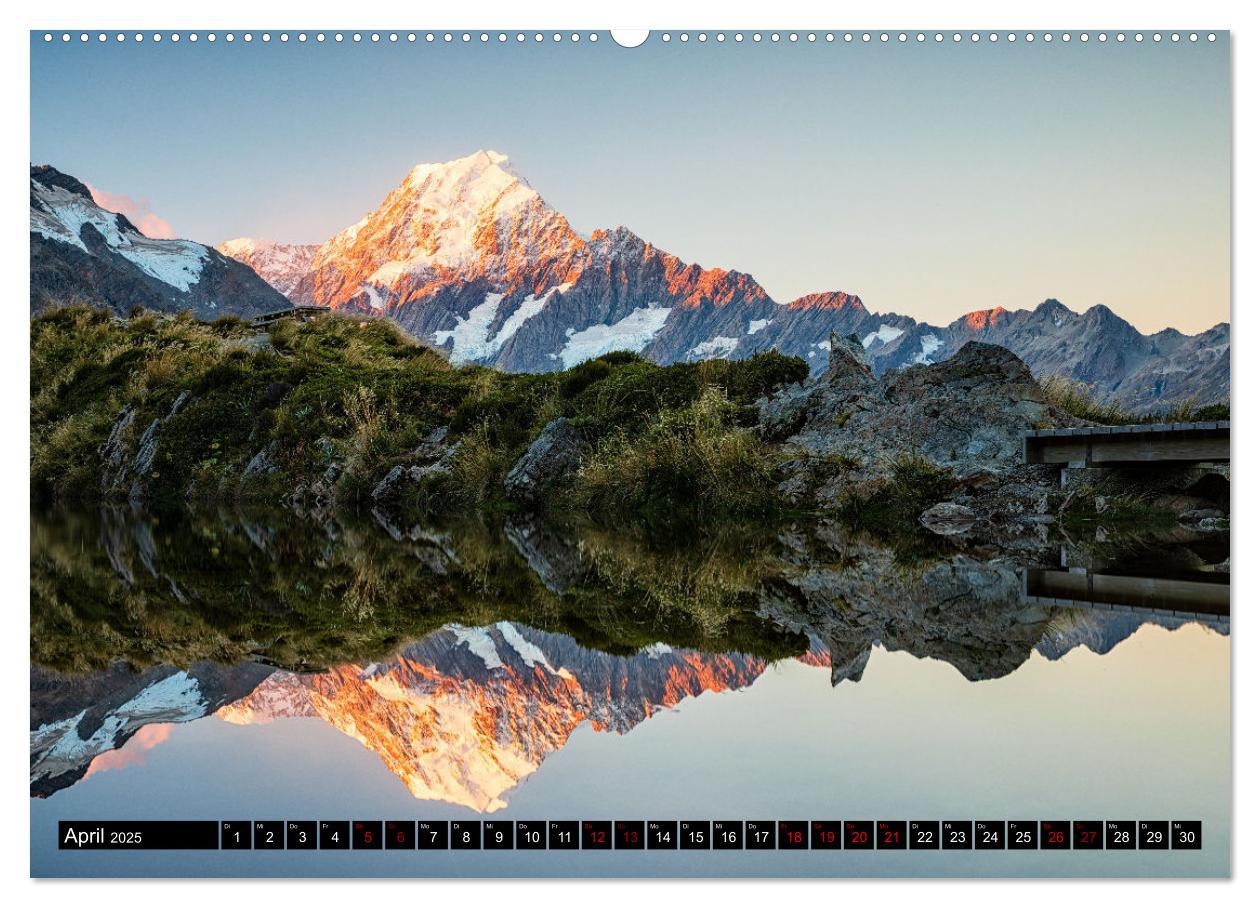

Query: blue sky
[[30, 32, 1230, 333]]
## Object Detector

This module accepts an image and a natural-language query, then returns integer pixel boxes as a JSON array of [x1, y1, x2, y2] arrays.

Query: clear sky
[[30, 32, 1230, 334]]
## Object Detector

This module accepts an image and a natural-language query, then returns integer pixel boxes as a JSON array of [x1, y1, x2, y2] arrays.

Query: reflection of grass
[[829, 453, 956, 565], [576, 521, 780, 637], [1058, 483, 1177, 539], [30, 506, 806, 674], [1040, 607, 1100, 641]]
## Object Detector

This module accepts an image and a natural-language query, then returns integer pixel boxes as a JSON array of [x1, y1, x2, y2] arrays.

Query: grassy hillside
[[31, 304, 808, 522]]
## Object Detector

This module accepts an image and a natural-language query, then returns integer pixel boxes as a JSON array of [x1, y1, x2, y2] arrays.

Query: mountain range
[[29, 153, 1228, 407], [29, 165, 285, 319]]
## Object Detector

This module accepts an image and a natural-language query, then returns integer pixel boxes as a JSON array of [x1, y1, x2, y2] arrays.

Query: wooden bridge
[[1024, 421, 1230, 466], [1023, 567, 1229, 631], [251, 305, 331, 327]]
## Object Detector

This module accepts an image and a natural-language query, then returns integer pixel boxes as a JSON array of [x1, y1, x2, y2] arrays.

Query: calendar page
[[28, 26, 1230, 879]]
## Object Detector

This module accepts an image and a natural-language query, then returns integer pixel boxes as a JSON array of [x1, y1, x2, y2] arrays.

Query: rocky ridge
[[30, 165, 287, 319]]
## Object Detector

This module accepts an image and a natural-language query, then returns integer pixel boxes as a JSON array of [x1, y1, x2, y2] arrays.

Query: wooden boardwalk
[[251, 305, 331, 327], [1024, 421, 1229, 466], [1023, 567, 1229, 630]]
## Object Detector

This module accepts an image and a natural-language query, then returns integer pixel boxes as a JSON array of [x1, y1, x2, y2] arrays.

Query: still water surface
[[30, 507, 1230, 877]]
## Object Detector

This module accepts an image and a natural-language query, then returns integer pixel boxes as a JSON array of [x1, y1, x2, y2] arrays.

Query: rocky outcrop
[[765, 342, 1070, 487], [919, 501, 978, 536], [760, 530, 1048, 684], [503, 417, 588, 507], [99, 391, 190, 502], [30, 660, 275, 798], [796, 342, 1055, 473], [503, 514, 587, 593], [368, 427, 461, 506]]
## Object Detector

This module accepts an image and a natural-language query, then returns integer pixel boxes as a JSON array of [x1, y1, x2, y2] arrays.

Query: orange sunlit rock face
[[289, 151, 585, 314], [961, 307, 1008, 329], [786, 291, 867, 312], [285, 151, 770, 321], [217, 623, 823, 812]]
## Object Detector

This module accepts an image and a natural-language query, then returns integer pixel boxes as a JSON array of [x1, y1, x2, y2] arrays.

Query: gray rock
[[919, 501, 978, 536], [772, 342, 1061, 487], [504, 418, 588, 507], [369, 428, 461, 507], [243, 443, 278, 479], [1178, 507, 1225, 524], [822, 332, 875, 385], [99, 405, 138, 495], [98, 391, 190, 501], [371, 465, 407, 504], [504, 514, 587, 593], [757, 539, 1046, 684]]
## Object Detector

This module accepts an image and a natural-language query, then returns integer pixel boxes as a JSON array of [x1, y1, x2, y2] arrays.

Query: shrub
[[573, 387, 782, 521]]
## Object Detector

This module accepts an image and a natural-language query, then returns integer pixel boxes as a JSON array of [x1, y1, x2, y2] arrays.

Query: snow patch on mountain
[[435, 286, 569, 363], [690, 336, 739, 359], [862, 324, 904, 348], [31, 671, 205, 784], [433, 293, 507, 363], [554, 305, 672, 368], [747, 318, 771, 335], [450, 625, 504, 670], [915, 333, 942, 364], [493, 284, 569, 348], [396, 150, 540, 272], [496, 621, 553, 670], [360, 283, 386, 310]]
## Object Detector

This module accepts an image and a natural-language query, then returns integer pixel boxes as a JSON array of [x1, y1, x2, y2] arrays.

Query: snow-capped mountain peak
[[289, 150, 585, 314]]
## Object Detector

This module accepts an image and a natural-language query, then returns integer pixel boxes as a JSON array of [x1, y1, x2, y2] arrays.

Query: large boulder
[[821, 331, 875, 387], [503, 417, 589, 507], [774, 341, 1057, 480]]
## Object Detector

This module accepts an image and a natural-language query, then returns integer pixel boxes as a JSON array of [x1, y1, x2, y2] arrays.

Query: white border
[[4, 1, 1254, 905]]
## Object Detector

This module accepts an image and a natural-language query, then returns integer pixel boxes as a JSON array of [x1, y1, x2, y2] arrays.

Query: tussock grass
[[1039, 374, 1229, 426], [573, 387, 783, 522], [31, 302, 806, 525]]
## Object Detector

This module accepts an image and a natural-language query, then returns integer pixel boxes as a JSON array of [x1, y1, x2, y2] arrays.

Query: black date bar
[[59, 821, 220, 850]]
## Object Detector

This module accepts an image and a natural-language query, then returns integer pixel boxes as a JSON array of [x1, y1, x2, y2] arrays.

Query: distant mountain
[[215, 238, 318, 297], [32, 608, 1220, 800], [29, 165, 286, 319]]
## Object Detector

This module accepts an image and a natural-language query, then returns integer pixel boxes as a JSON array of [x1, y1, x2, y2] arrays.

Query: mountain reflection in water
[[30, 506, 1228, 806]]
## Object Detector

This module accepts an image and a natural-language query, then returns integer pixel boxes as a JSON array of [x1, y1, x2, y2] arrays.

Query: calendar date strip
[[58, 820, 1203, 851]]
